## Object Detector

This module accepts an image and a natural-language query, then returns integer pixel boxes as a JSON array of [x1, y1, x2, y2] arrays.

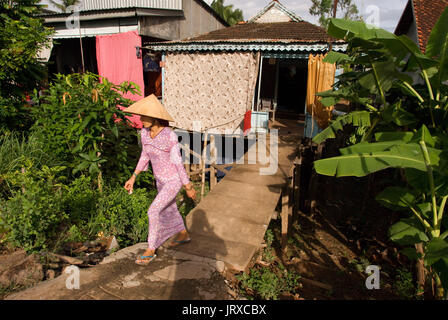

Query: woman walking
[[123, 94, 196, 265]]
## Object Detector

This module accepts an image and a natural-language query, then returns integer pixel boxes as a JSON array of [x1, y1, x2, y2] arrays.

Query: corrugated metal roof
[[144, 41, 347, 52], [81, 0, 182, 11]]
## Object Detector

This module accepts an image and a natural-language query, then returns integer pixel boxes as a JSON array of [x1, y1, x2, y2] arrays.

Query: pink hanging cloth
[[96, 30, 144, 128]]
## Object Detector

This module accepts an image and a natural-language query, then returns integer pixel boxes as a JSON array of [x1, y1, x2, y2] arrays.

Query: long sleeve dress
[[135, 126, 190, 250]]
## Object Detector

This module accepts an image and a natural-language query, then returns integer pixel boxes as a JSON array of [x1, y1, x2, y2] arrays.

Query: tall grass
[[0, 129, 59, 196]]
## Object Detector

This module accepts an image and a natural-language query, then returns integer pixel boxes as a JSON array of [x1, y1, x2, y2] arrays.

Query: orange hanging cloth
[[306, 54, 336, 130]]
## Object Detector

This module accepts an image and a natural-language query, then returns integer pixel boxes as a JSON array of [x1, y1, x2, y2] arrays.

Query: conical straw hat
[[124, 94, 174, 122]]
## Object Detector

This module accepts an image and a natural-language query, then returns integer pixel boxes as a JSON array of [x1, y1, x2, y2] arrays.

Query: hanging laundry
[[243, 110, 252, 136], [143, 54, 160, 72]]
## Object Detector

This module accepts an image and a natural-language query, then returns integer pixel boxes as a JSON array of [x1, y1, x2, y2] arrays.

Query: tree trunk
[[415, 243, 426, 295]]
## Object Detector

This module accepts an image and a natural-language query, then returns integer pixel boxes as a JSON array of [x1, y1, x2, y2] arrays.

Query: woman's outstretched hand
[[124, 176, 135, 194], [185, 183, 196, 201]]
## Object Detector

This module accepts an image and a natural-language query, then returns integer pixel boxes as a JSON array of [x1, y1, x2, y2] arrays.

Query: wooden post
[[200, 131, 209, 200], [184, 142, 191, 177], [309, 143, 323, 217], [281, 167, 295, 253], [281, 185, 289, 253], [273, 59, 279, 122], [292, 157, 301, 224], [256, 56, 264, 111], [210, 135, 217, 190]]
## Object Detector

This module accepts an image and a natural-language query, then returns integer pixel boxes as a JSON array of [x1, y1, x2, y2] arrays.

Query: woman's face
[[141, 115, 156, 128]]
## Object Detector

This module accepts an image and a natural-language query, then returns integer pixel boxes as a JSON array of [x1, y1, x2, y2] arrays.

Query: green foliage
[[95, 186, 157, 248], [313, 111, 371, 144], [63, 175, 98, 224], [49, 0, 80, 12], [0, 0, 54, 132], [394, 268, 420, 299], [31, 72, 143, 185], [0, 161, 69, 252], [313, 10, 448, 297], [0, 129, 60, 196], [211, 0, 243, 26], [0, 158, 158, 252], [264, 229, 274, 247], [65, 225, 85, 243], [237, 266, 301, 300], [309, 0, 361, 29]]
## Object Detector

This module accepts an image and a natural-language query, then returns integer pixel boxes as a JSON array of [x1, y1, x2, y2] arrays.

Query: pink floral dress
[[135, 126, 190, 250]]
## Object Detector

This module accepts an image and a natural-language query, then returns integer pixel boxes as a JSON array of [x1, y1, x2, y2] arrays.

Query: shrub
[[63, 175, 99, 224], [95, 186, 157, 248], [30, 72, 140, 187], [0, 162, 69, 252], [237, 266, 301, 300], [0, 129, 60, 198]]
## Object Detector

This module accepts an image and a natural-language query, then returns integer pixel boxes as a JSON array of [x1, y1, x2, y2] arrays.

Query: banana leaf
[[312, 111, 371, 144], [314, 143, 441, 177]]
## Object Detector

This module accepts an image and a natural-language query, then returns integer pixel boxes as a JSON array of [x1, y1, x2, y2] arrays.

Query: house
[[144, 0, 345, 135], [40, 0, 228, 122], [395, 0, 448, 53]]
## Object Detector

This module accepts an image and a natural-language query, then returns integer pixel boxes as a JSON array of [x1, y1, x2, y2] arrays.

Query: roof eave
[[143, 41, 347, 53], [40, 8, 184, 23]]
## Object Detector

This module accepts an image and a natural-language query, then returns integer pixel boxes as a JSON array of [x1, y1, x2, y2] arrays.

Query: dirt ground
[[229, 170, 415, 300]]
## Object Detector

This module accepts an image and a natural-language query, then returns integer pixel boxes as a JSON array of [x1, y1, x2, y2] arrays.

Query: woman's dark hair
[[157, 119, 169, 127]]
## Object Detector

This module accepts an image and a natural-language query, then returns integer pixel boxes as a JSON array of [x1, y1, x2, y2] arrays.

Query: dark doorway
[[255, 57, 308, 119], [277, 59, 307, 116], [48, 37, 98, 78]]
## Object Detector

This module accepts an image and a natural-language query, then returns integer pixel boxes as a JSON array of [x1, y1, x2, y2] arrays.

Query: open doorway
[[48, 37, 98, 78], [277, 58, 307, 116], [254, 56, 308, 119]]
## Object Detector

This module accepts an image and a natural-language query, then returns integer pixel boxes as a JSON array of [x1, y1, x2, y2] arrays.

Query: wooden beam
[[210, 163, 231, 174]]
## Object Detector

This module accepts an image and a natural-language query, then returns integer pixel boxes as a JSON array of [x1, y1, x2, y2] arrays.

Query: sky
[[204, 0, 409, 32], [41, 0, 409, 33]]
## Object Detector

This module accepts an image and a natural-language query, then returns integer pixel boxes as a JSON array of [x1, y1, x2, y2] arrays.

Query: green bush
[[63, 175, 99, 224], [0, 157, 159, 252], [30, 72, 141, 186], [0, 1, 53, 132], [95, 186, 157, 248], [0, 162, 69, 252], [0, 129, 60, 198], [237, 266, 301, 300]]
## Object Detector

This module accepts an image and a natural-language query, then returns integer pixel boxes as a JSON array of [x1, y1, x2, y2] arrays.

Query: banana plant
[[312, 8, 448, 298], [313, 8, 448, 145]]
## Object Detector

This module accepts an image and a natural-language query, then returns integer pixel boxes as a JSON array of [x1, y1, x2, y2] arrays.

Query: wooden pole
[[210, 135, 217, 190], [273, 59, 279, 122], [78, 21, 85, 73], [200, 131, 209, 200], [256, 56, 264, 111]]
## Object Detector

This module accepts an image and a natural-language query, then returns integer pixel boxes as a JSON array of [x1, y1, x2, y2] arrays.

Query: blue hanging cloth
[[143, 54, 160, 72]]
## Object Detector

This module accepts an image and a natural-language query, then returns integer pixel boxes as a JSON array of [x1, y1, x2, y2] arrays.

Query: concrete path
[[177, 122, 301, 271], [7, 242, 232, 300], [7, 119, 302, 300]]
